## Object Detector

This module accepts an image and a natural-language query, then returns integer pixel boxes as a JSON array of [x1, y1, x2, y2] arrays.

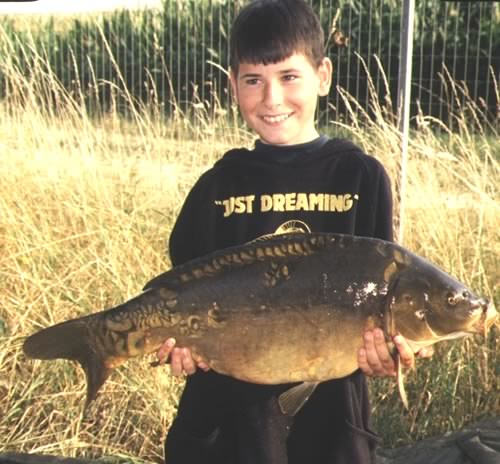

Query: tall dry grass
[[0, 34, 498, 462], [0, 31, 249, 461]]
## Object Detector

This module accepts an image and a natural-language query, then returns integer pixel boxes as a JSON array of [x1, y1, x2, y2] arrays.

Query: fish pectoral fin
[[396, 354, 409, 410], [278, 382, 319, 416]]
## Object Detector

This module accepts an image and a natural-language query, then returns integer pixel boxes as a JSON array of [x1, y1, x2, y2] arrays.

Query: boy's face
[[230, 53, 332, 146]]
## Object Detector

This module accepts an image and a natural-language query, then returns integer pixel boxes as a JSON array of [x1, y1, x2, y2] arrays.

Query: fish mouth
[[472, 300, 498, 337]]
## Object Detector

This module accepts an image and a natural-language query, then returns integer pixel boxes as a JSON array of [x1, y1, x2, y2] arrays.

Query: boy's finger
[[363, 329, 395, 376], [394, 335, 415, 369], [358, 347, 374, 377], [198, 361, 210, 372], [362, 331, 380, 372], [181, 348, 196, 375], [170, 347, 184, 376], [363, 330, 385, 376], [157, 337, 176, 363], [373, 328, 396, 374], [192, 353, 211, 372], [417, 346, 434, 358]]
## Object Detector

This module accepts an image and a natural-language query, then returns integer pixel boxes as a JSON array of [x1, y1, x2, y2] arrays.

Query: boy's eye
[[245, 78, 260, 86], [283, 74, 299, 82]]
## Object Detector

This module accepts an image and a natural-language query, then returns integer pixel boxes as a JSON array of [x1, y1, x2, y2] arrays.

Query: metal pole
[[396, 0, 415, 244]]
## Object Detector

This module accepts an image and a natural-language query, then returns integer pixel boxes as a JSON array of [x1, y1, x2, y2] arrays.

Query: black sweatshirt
[[165, 136, 393, 464]]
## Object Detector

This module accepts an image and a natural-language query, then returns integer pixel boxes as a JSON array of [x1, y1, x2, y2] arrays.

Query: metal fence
[[1, 0, 499, 128], [161, 0, 499, 128]]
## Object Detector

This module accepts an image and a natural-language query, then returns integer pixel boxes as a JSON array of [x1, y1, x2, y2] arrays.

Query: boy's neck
[[257, 128, 321, 148], [255, 135, 328, 152]]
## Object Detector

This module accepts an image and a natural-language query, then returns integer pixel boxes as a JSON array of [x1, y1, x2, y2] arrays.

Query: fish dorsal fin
[[143, 233, 330, 291], [247, 233, 278, 243], [278, 382, 319, 416]]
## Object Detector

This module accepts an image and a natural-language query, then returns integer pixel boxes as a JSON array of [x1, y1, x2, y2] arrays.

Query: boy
[[158, 1, 429, 462]]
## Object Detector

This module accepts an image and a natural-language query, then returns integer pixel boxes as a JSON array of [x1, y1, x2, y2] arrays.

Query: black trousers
[[164, 370, 378, 464]]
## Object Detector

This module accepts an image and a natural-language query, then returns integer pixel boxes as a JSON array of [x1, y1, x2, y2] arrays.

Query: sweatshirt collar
[[253, 135, 329, 159]]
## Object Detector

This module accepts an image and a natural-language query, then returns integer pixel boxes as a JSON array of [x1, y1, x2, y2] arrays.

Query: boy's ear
[[229, 67, 239, 103], [317, 57, 333, 97]]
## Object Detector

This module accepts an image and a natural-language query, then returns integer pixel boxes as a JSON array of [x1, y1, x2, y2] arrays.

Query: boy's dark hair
[[230, 0, 325, 75]]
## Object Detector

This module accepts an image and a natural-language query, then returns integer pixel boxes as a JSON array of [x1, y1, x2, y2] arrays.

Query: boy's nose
[[262, 81, 284, 108]]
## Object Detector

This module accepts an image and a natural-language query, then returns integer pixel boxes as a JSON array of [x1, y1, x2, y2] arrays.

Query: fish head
[[387, 264, 497, 346]]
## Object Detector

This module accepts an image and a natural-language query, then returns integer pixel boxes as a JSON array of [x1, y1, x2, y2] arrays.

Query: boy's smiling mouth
[[261, 113, 293, 124]]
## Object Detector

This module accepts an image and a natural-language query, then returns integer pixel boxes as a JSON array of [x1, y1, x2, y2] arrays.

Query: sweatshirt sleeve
[[374, 164, 393, 242], [354, 155, 393, 242], [168, 173, 219, 266]]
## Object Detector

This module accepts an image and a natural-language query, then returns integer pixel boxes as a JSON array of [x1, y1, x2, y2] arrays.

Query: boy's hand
[[358, 328, 433, 377], [156, 338, 210, 376]]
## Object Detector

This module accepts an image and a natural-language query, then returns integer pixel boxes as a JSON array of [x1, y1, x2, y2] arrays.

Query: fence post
[[396, 0, 415, 244]]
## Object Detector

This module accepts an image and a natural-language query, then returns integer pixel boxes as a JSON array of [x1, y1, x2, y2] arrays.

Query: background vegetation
[[0, 2, 498, 463], [1, 0, 498, 125]]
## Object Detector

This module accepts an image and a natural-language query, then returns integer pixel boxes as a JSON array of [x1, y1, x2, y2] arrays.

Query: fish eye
[[462, 291, 469, 299], [414, 309, 426, 321], [447, 293, 457, 306]]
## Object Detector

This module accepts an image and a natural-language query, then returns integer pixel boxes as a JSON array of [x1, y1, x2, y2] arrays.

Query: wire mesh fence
[[0, 0, 498, 129]]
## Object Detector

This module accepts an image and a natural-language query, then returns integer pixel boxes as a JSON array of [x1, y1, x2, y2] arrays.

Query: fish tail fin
[[23, 317, 112, 407]]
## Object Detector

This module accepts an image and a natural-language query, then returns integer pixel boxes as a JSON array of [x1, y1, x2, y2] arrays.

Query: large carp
[[23, 233, 497, 414]]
